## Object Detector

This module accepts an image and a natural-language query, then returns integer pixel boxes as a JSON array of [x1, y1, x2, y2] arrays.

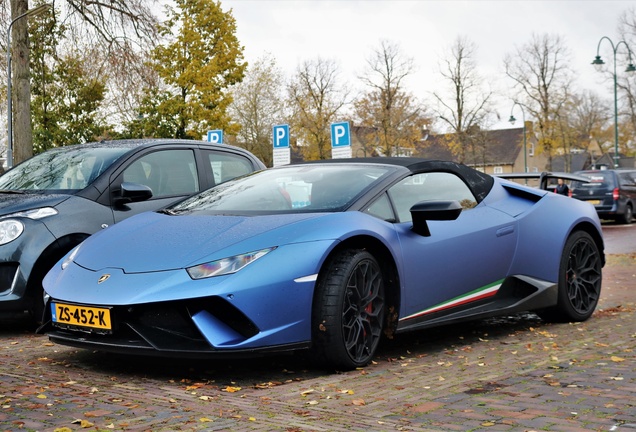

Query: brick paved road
[[1, 255, 634, 431]]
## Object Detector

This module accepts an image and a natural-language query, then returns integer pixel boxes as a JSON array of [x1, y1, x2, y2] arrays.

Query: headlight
[[186, 247, 276, 280], [0, 220, 24, 245], [13, 207, 58, 220], [0, 207, 58, 246]]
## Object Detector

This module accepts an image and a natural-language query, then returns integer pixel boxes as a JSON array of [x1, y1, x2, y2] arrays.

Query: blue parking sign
[[273, 125, 290, 148], [207, 130, 223, 143], [331, 122, 350, 147]]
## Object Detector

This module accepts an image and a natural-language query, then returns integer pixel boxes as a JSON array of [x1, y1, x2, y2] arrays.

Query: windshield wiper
[[0, 190, 26, 194]]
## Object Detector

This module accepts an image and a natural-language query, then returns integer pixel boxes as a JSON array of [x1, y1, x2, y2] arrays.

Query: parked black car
[[570, 169, 636, 224], [0, 139, 265, 320]]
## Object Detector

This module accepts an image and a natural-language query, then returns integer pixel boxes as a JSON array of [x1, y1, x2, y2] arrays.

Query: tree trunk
[[10, 0, 34, 165]]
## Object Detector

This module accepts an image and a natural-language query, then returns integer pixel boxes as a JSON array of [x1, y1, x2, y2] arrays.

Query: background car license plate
[[52, 302, 112, 330], [587, 200, 601, 205]]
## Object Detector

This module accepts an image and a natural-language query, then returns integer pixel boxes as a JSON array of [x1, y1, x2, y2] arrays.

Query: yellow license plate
[[587, 200, 601, 205], [52, 302, 112, 330]]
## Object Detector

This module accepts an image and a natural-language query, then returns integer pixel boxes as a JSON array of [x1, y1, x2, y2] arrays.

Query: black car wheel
[[538, 231, 602, 323], [620, 204, 633, 224], [312, 249, 385, 370]]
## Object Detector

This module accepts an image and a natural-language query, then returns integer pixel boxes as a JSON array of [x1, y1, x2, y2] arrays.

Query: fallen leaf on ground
[[222, 386, 241, 393], [71, 419, 94, 428]]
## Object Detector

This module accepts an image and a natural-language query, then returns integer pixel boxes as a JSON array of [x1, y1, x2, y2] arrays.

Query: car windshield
[[572, 171, 615, 190], [169, 164, 394, 214], [0, 146, 130, 191]]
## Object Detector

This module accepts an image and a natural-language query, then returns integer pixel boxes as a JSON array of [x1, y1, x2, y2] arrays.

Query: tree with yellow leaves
[[133, 0, 247, 139]]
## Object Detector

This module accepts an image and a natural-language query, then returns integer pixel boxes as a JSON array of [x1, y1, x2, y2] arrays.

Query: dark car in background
[[0, 139, 265, 321], [570, 169, 636, 224]]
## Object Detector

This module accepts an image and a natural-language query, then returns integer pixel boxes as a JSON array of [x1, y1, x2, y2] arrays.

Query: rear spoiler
[[495, 172, 591, 190]]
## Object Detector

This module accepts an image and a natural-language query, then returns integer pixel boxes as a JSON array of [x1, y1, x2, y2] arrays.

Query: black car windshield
[[0, 146, 130, 191], [170, 164, 395, 214]]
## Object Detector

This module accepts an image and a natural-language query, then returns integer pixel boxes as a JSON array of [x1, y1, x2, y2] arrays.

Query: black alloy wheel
[[538, 231, 602, 322], [312, 249, 385, 370]]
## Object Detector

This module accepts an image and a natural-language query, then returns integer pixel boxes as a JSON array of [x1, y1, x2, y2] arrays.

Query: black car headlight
[[14, 207, 58, 220], [0, 207, 58, 246], [186, 247, 276, 280]]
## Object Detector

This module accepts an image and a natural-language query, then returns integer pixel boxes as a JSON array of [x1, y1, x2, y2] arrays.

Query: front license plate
[[51, 302, 112, 331], [587, 200, 601, 205]]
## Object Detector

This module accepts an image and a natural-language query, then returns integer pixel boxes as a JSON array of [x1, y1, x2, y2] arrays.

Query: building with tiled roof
[[413, 125, 549, 175], [289, 121, 635, 171]]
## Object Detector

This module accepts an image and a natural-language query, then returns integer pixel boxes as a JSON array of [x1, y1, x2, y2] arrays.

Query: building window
[[494, 166, 503, 174], [529, 143, 535, 157]]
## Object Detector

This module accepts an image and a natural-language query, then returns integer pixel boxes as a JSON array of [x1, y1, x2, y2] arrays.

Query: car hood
[[73, 211, 340, 273], [0, 192, 71, 215]]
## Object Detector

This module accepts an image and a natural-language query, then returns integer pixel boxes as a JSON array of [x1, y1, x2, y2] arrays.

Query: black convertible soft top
[[296, 157, 495, 204]]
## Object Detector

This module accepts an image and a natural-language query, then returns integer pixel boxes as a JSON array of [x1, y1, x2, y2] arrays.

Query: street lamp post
[[591, 36, 636, 169], [508, 103, 527, 174], [6, 3, 52, 168]]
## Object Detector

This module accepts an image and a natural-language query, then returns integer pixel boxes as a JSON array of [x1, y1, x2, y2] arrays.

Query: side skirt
[[396, 275, 557, 333]]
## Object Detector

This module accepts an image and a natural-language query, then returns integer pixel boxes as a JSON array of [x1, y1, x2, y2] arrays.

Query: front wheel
[[538, 231, 602, 323], [311, 249, 385, 370]]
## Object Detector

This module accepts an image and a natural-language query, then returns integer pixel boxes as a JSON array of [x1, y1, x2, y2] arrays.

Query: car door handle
[[496, 225, 515, 237]]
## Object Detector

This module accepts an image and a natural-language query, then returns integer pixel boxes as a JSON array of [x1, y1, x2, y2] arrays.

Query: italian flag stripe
[[401, 280, 504, 321]]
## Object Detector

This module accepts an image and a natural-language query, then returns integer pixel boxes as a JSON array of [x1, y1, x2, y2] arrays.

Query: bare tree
[[553, 92, 610, 172], [354, 39, 428, 157], [9, 0, 34, 164], [287, 57, 349, 160], [102, 41, 161, 133], [504, 34, 575, 170], [7, 0, 158, 164], [569, 91, 612, 154], [229, 53, 286, 166], [433, 36, 494, 164]]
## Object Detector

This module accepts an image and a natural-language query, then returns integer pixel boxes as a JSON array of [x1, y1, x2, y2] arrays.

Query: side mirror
[[119, 182, 153, 204], [410, 200, 462, 237]]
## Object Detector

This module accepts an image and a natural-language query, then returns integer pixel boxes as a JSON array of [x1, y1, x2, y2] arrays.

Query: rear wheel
[[619, 204, 633, 224], [311, 249, 385, 370], [538, 231, 602, 322]]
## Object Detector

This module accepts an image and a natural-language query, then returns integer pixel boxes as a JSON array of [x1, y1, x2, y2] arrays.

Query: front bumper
[[40, 296, 311, 358], [0, 220, 56, 311]]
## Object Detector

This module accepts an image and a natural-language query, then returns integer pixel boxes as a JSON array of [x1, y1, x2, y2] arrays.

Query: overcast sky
[[218, 0, 634, 130]]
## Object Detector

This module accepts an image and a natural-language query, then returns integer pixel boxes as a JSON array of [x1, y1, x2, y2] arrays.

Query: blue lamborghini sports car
[[40, 158, 604, 370]]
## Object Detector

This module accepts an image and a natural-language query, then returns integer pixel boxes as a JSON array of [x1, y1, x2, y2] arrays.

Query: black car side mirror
[[410, 200, 462, 237], [118, 182, 153, 204]]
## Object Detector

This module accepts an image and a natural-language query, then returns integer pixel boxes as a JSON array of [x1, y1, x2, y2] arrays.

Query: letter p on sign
[[331, 122, 350, 147], [273, 125, 289, 148], [207, 130, 223, 143]]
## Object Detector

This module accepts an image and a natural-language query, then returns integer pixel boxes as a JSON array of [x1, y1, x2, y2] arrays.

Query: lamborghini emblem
[[98, 274, 111, 284]]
